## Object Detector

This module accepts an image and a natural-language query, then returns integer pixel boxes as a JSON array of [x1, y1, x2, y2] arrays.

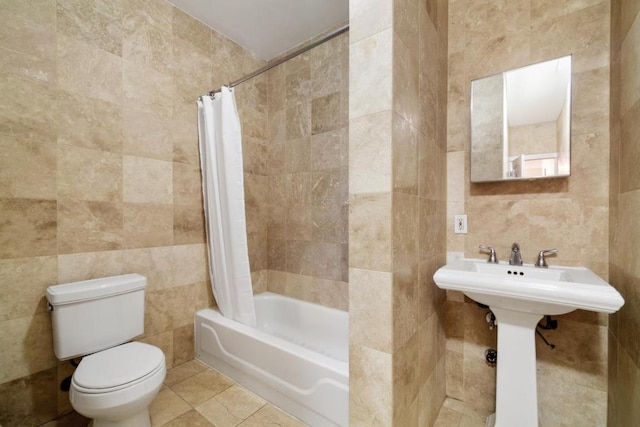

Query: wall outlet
[[454, 215, 468, 234]]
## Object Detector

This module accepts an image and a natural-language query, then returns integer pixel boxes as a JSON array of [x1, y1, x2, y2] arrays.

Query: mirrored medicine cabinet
[[470, 55, 572, 183]]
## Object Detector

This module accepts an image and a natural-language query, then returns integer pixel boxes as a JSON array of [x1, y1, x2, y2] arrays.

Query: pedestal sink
[[433, 258, 624, 427]]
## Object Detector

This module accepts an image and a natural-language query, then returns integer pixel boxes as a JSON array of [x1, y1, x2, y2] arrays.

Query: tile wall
[[0, 0, 267, 425], [265, 32, 350, 311], [447, 0, 611, 424], [609, 0, 640, 425], [348, 0, 448, 424]]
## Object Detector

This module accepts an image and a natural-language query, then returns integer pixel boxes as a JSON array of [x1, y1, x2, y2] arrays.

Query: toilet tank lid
[[46, 274, 146, 306]]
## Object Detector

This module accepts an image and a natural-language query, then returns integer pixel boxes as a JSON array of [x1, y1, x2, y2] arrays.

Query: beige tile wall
[[609, 1, 640, 425], [349, 0, 448, 424], [447, 0, 612, 424], [265, 33, 350, 311], [0, 0, 267, 425]]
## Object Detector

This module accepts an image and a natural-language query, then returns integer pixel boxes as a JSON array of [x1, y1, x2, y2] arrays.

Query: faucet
[[509, 243, 523, 266], [534, 249, 558, 268], [479, 245, 498, 263]]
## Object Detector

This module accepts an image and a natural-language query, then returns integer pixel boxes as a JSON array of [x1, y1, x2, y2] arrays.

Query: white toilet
[[46, 274, 166, 427]]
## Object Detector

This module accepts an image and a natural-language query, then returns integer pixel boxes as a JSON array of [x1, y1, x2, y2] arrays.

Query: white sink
[[434, 258, 625, 315], [434, 258, 624, 427]]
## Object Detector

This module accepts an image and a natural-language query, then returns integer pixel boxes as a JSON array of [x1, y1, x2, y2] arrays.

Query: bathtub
[[195, 292, 349, 427]]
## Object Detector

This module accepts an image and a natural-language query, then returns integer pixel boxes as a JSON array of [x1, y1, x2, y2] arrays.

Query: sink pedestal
[[489, 307, 543, 427], [434, 258, 625, 427]]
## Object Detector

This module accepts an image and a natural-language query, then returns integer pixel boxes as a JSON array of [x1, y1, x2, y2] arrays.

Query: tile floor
[[149, 360, 305, 426], [47, 359, 486, 427], [433, 398, 487, 427], [45, 359, 306, 427]]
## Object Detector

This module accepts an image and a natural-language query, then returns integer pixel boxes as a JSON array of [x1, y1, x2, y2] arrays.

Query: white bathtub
[[195, 292, 349, 427]]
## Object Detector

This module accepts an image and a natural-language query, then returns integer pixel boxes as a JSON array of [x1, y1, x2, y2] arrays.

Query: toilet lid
[[73, 342, 165, 390]]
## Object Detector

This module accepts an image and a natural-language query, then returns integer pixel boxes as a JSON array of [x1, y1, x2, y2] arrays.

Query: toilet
[[46, 274, 166, 427]]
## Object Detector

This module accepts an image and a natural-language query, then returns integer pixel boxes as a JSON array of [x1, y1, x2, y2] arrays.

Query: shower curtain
[[197, 87, 256, 327]]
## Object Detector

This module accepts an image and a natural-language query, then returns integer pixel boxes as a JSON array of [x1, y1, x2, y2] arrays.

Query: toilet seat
[[72, 342, 165, 394]]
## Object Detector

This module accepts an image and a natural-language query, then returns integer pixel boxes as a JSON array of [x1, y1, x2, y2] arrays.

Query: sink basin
[[433, 258, 624, 315], [434, 258, 624, 427]]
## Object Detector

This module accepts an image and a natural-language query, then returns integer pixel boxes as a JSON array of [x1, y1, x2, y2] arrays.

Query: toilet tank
[[46, 274, 146, 360]]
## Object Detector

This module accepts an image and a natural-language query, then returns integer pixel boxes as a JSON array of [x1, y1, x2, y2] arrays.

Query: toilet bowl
[[46, 274, 165, 427], [70, 342, 166, 427]]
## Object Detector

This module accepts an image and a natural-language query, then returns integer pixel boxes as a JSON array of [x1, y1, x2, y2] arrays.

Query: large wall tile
[[311, 128, 346, 171], [123, 59, 174, 119], [57, 145, 122, 202], [0, 46, 56, 85], [349, 193, 392, 272], [57, 199, 123, 253], [349, 0, 392, 44], [349, 111, 392, 194], [173, 37, 213, 102], [172, 244, 207, 287], [56, 0, 123, 56], [0, 313, 57, 384], [0, 135, 56, 200], [0, 0, 56, 83], [285, 103, 311, 140], [392, 114, 419, 195], [121, 246, 174, 291], [123, 156, 173, 204], [393, 36, 419, 128], [0, 198, 57, 259], [172, 8, 211, 54], [349, 345, 393, 425], [173, 204, 205, 245], [311, 92, 341, 135], [58, 250, 124, 284], [122, 1, 173, 75], [57, 34, 122, 105], [123, 203, 173, 248], [349, 29, 393, 119], [285, 65, 311, 106], [172, 118, 200, 165], [0, 367, 57, 427], [311, 55, 343, 99], [123, 107, 173, 161], [620, 99, 640, 193], [530, 2, 609, 73], [392, 331, 419, 421], [0, 74, 58, 142], [350, 268, 393, 352], [238, 105, 267, 141], [56, 90, 123, 153], [173, 163, 203, 205], [0, 256, 57, 322]]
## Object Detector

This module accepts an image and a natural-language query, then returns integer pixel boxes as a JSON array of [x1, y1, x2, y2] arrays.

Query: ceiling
[[506, 56, 572, 127], [166, 0, 349, 61]]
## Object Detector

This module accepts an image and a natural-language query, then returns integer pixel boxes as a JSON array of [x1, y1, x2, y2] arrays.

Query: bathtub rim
[[195, 299, 348, 379]]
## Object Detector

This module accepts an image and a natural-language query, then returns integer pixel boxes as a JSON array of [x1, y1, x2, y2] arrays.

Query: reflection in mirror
[[471, 56, 572, 182]]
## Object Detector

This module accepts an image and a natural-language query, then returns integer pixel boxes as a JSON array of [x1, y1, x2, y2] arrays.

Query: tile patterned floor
[[433, 397, 488, 427], [150, 360, 306, 426], [48, 359, 485, 427], [46, 359, 306, 427]]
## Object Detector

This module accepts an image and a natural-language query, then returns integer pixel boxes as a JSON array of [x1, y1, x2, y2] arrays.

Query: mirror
[[470, 55, 572, 182]]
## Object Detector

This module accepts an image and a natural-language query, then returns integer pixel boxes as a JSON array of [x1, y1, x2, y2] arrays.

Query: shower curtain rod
[[207, 22, 349, 96]]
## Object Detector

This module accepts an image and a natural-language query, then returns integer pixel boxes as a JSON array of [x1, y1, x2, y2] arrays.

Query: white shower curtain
[[197, 87, 256, 327]]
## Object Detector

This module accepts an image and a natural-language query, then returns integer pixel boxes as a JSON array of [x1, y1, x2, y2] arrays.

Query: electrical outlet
[[454, 215, 468, 234]]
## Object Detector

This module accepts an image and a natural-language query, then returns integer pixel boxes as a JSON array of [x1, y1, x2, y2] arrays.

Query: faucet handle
[[479, 245, 498, 263], [535, 249, 558, 268]]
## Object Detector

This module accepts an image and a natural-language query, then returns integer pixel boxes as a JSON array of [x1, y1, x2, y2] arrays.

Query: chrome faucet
[[509, 243, 523, 266], [479, 245, 498, 263], [535, 249, 558, 268]]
